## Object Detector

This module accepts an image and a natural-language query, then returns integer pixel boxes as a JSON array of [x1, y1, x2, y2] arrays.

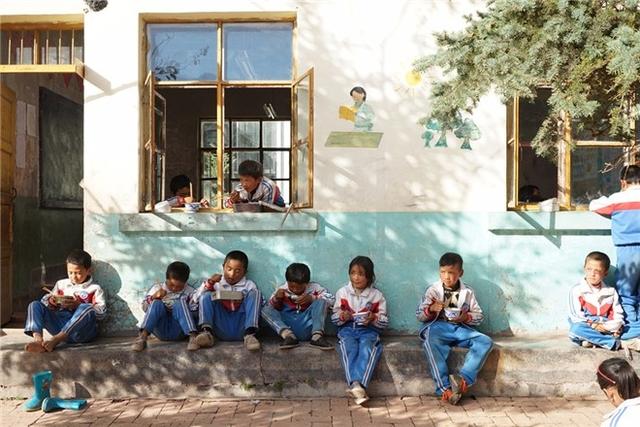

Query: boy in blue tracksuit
[[25, 249, 106, 352], [590, 165, 640, 340], [261, 263, 335, 350], [417, 252, 493, 405], [131, 261, 199, 351], [194, 250, 262, 351]]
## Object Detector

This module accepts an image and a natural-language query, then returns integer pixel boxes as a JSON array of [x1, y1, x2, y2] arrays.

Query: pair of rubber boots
[[22, 371, 87, 412]]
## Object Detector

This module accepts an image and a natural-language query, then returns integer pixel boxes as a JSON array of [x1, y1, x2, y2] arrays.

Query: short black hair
[[518, 185, 543, 203], [66, 249, 92, 269], [585, 251, 610, 271], [166, 261, 190, 283], [439, 252, 463, 269], [238, 160, 263, 179], [350, 86, 367, 101], [349, 256, 375, 286], [597, 358, 640, 400], [621, 164, 640, 185], [285, 263, 311, 283], [224, 250, 249, 271], [169, 175, 191, 195]]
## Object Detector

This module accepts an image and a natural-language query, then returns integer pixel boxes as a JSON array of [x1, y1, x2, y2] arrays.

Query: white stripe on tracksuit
[[61, 304, 95, 335]]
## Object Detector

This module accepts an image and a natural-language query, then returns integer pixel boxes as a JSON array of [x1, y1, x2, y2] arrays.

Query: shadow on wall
[[93, 260, 137, 336]]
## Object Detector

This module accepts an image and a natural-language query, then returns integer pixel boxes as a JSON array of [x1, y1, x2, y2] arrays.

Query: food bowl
[[443, 307, 461, 320], [232, 202, 262, 213], [184, 202, 201, 213], [54, 295, 75, 304]]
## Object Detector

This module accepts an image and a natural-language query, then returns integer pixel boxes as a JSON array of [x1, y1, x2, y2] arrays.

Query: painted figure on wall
[[339, 86, 375, 132]]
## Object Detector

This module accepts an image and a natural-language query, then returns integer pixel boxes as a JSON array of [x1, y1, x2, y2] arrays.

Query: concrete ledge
[[118, 211, 318, 233], [488, 211, 611, 235], [2, 331, 636, 399]]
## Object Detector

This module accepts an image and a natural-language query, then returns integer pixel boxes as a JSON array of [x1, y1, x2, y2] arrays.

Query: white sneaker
[[621, 338, 640, 352], [187, 334, 199, 351], [581, 340, 594, 348], [244, 334, 261, 351], [195, 330, 215, 348], [347, 382, 369, 405]]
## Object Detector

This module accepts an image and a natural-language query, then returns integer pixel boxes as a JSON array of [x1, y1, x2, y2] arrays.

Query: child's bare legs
[[24, 332, 47, 353], [43, 331, 69, 352]]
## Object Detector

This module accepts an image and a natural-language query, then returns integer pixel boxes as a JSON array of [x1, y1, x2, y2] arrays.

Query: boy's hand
[[592, 323, 608, 333], [339, 310, 352, 322], [274, 288, 286, 300], [47, 295, 60, 307], [429, 301, 444, 313], [229, 191, 240, 203], [361, 311, 376, 326], [200, 198, 210, 208], [153, 289, 167, 300], [206, 274, 222, 291], [296, 293, 313, 306]]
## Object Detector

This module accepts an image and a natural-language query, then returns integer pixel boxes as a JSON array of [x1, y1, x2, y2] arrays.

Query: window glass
[[147, 24, 217, 81], [59, 30, 72, 64], [201, 152, 217, 178], [231, 121, 259, 148], [47, 30, 59, 64], [275, 180, 290, 204], [73, 30, 83, 61], [223, 23, 292, 80], [263, 151, 290, 179], [263, 121, 291, 148], [201, 121, 216, 148], [201, 180, 217, 203], [571, 146, 625, 205]]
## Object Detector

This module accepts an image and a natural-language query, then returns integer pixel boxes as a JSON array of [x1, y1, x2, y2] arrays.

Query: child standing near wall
[[131, 261, 199, 351], [417, 252, 493, 405], [25, 249, 106, 352], [225, 160, 285, 208], [590, 165, 640, 341], [568, 252, 625, 350], [332, 256, 388, 405], [261, 262, 335, 350], [194, 250, 262, 351]]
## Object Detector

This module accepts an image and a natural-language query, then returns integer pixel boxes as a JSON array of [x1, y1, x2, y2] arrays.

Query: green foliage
[[414, 0, 640, 158]]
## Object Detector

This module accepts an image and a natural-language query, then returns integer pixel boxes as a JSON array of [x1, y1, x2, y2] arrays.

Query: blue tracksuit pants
[[336, 325, 382, 388], [616, 245, 640, 327], [568, 322, 618, 350], [139, 299, 197, 341], [261, 299, 329, 340], [24, 301, 97, 343], [198, 289, 261, 341], [420, 321, 493, 395]]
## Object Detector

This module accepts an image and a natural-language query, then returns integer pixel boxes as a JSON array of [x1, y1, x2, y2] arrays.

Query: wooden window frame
[[140, 15, 314, 212], [507, 95, 637, 211], [0, 22, 84, 76]]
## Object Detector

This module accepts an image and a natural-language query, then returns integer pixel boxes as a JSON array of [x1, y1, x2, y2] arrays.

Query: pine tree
[[413, 0, 640, 159]]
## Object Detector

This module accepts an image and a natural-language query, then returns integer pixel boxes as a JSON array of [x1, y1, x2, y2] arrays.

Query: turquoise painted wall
[[86, 211, 616, 336]]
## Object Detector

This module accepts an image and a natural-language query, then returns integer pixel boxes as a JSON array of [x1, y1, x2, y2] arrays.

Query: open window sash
[[290, 67, 314, 208], [506, 98, 518, 209], [140, 72, 167, 212]]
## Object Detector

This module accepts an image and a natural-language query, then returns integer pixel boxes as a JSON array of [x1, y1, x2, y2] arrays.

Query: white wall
[[3, 0, 505, 213]]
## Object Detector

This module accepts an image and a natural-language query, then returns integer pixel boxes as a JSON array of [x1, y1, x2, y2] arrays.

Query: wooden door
[[0, 83, 16, 325]]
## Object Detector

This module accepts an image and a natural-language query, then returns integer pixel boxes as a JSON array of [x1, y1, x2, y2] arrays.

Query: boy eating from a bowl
[[415, 252, 493, 406]]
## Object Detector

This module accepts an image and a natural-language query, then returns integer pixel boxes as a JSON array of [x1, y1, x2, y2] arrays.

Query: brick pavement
[[0, 395, 612, 426]]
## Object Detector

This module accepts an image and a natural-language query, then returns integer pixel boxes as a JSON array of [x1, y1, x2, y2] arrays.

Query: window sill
[[488, 211, 611, 235], [119, 211, 318, 232]]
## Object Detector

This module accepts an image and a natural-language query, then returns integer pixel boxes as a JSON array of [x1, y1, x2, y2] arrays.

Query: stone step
[[1, 329, 636, 399]]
